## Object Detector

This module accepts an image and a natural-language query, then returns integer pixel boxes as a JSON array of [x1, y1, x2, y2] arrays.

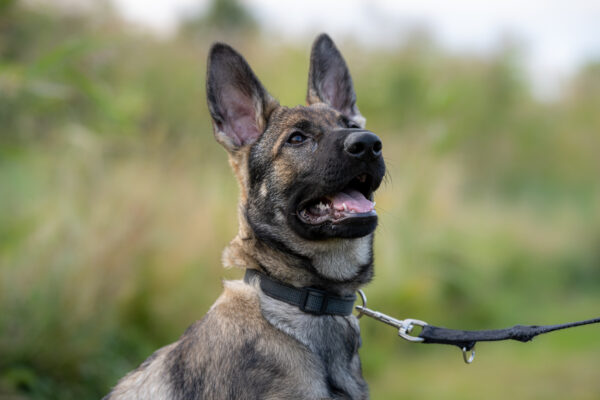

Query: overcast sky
[[109, 0, 600, 99]]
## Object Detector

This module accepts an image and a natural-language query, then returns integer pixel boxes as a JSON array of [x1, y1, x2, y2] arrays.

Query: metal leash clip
[[356, 290, 474, 363], [355, 290, 428, 343]]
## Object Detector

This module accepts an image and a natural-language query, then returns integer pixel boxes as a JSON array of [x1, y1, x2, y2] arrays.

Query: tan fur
[[107, 281, 333, 399], [107, 344, 176, 399], [227, 150, 250, 205]]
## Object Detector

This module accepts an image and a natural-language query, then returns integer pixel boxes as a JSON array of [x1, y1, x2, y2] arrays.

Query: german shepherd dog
[[105, 33, 385, 399]]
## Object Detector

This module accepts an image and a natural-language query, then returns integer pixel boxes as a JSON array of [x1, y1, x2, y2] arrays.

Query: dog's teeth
[[342, 203, 348, 212], [373, 202, 376, 207]]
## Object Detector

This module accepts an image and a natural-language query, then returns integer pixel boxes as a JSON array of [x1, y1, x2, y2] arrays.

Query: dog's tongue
[[327, 189, 374, 213]]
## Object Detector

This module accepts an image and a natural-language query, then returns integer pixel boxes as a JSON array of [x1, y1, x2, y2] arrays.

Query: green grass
[[1, 3, 599, 399]]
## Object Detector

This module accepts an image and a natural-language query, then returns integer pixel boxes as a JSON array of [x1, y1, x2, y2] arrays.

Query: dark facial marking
[[292, 119, 314, 133]]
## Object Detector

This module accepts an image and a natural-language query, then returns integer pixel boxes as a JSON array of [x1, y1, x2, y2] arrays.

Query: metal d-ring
[[356, 289, 367, 319], [398, 319, 427, 342], [462, 346, 476, 364]]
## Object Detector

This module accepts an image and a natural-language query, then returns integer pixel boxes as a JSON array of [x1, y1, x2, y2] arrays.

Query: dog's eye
[[347, 121, 361, 129], [287, 132, 308, 145]]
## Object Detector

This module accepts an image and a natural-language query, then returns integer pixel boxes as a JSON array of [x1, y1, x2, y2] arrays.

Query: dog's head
[[206, 34, 385, 289]]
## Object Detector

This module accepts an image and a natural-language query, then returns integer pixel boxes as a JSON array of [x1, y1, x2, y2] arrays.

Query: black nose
[[343, 131, 382, 161]]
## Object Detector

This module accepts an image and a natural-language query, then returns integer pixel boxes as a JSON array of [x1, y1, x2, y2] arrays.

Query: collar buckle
[[299, 288, 330, 315]]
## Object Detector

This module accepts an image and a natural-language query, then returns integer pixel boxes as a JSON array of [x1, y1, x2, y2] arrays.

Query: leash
[[355, 290, 600, 364]]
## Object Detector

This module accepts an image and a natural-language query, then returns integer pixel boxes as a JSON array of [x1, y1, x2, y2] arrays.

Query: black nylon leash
[[419, 317, 600, 350], [355, 290, 600, 364]]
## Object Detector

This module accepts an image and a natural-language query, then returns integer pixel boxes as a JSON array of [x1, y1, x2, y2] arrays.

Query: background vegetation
[[1, 1, 599, 398]]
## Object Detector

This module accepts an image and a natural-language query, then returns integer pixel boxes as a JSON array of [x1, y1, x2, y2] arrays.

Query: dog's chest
[[260, 294, 368, 399]]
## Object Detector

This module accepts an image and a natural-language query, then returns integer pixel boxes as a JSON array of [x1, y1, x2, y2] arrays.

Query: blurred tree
[[179, 0, 257, 37], [569, 61, 600, 108], [0, 0, 16, 15]]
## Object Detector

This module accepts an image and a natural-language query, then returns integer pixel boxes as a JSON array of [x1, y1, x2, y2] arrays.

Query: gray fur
[[258, 284, 368, 398]]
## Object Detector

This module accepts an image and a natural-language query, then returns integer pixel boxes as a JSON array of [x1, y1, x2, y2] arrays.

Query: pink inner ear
[[231, 115, 260, 146], [222, 87, 261, 147], [322, 77, 351, 116]]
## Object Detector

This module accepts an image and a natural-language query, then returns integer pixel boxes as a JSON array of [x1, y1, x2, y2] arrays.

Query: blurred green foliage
[[180, 0, 257, 36], [1, 1, 599, 399]]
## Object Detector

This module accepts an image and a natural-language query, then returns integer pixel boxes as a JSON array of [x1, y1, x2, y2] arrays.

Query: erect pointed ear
[[307, 34, 365, 127], [206, 43, 279, 152]]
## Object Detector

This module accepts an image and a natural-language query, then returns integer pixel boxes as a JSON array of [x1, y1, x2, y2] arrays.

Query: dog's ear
[[206, 43, 279, 152], [307, 34, 365, 127]]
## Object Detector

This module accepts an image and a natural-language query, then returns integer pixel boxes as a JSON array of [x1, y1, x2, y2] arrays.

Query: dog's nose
[[343, 131, 382, 161]]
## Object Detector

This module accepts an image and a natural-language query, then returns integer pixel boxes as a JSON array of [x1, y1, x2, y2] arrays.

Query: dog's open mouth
[[298, 174, 376, 225]]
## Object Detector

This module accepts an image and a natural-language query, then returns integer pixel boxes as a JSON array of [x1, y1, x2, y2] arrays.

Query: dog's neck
[[222, 215, 374, 297], [254, 280, 368, 398]]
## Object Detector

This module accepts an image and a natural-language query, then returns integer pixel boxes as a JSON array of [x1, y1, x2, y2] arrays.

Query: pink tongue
[[327, 189, 374, 213]]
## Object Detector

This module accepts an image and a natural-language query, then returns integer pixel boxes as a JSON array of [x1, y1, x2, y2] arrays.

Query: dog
[[104, 33, 385, 400]]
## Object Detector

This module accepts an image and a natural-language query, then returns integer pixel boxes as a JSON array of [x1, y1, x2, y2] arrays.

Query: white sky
[[109, 0, 600, 99]]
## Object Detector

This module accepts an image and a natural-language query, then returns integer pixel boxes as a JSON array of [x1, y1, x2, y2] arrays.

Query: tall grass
[[1, 3, 599, 399]]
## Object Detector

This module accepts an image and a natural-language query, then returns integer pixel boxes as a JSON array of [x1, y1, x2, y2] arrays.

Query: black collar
[[244, 269, 356, 316]]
